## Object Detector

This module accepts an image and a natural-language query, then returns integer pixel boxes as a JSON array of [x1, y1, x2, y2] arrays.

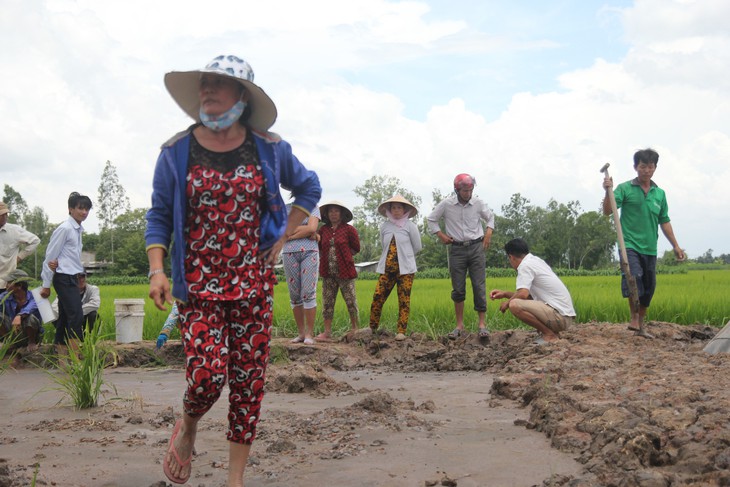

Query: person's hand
[[674, 247, 686, 261], [499, 301, 510, 313], [156, 333, 168, 349], [437, 232, 453, 245], [48, 259, 59, 272], [149, 273, 173, 310], [602, 176, 613, 191], [12, 315, 22, 332], [40, 287, 51, 299], [483, 239, 491, 250], [489, 290, 504, 300], [262, 237, 285, 266]]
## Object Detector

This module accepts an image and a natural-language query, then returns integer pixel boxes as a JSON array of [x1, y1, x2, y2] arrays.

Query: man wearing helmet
[[427, 173, 495, 339]]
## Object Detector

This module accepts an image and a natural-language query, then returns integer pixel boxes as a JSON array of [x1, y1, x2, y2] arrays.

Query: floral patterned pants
[[178, 294, 272, 444]]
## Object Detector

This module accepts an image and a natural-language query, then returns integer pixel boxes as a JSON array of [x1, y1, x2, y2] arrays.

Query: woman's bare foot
[[315, 333, 332, 342]]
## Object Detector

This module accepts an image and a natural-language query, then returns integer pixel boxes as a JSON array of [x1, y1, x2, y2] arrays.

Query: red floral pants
[[178, 294, 272, 444]]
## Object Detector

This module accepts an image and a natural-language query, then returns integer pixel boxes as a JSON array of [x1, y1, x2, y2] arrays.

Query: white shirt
[[51, 283, 100, 316], [41, 216, 85, 288], [427, 194, 495, 241], [516, 253, 576, 317], [0, 222, 40, 288]]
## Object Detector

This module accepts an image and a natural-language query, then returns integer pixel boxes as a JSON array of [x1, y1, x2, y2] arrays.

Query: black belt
[[452, 237, 483, 247]]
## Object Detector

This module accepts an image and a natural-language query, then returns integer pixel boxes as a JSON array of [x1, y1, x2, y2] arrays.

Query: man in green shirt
[[602, 148, 685, 331]]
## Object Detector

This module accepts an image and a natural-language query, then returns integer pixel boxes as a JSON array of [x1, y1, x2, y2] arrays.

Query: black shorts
[[621, 249, 657, 308]]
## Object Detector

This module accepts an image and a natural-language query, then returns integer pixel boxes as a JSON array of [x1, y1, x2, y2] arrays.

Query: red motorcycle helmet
[[453, 173, 476, 190]]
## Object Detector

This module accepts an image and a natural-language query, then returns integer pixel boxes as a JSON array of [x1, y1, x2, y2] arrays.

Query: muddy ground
[[1, 321, 728, 486]]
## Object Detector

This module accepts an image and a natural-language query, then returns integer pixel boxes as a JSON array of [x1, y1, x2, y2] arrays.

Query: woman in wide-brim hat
[[369, 195, 422, 341], [146, 54, 321, 486], [319, 200, 353, 224], [316, 200, 360, 341]]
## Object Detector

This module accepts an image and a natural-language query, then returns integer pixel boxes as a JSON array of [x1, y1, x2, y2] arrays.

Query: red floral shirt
[[317, 223, 360, 279]]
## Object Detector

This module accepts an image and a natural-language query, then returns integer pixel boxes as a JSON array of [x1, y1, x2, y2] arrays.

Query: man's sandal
[[447, 328, 462, 340]]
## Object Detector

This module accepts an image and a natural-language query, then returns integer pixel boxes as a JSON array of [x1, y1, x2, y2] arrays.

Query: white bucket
[[31, 287, 57, 324], [114, 299, 145, 343]]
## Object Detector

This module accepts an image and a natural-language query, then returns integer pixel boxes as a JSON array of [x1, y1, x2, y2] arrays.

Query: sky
[[1, 0, 729, 259]]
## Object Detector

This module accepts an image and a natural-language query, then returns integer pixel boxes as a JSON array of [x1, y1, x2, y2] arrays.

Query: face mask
[[199, 100, 246, 131]]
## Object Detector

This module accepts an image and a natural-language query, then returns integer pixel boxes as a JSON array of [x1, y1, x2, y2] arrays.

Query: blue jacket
[[0, 290, 41, 322], [145, 125, 321, 302]]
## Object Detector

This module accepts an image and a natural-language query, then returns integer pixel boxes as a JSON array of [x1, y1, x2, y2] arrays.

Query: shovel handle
[[600, 162, 641, 313]]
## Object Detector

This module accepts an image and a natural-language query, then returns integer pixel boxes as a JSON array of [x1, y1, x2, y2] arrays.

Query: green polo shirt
[[614, 178, 670, 255]]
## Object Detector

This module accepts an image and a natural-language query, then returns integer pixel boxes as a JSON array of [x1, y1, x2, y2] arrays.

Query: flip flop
[[163, 419, 192, 484], [447, 328, 462, 340], [303, 338, 315, 345], [290, 336, 304, 343], [478, 328, 490, 338]]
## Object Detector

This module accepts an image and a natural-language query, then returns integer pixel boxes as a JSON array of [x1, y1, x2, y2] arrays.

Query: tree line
[[6, 169, 724, 281]]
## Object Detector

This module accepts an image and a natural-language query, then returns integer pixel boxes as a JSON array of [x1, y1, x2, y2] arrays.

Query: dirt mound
[[2, 320, 727, 486]]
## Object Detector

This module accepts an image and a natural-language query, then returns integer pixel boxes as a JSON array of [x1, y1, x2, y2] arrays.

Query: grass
[[0, 334, 20, 374], [35, 269, 730, 343], [44, 322, 117, 409]]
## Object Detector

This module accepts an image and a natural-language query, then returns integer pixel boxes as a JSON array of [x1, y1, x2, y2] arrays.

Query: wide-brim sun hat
[[320, 200, 353, 224], [164, 54, 277, 132], [3, 269, 29, 284], [378, 195, 418, 219], [0, 202, 9, 216]]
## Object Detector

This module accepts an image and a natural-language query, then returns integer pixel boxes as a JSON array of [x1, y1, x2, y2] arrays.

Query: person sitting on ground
[[0, 269, 43, 353], [489, 238, 576, 344], [156, 302, 179, 349], [369, 195, 422, 341], [51, 272, 100, 336]]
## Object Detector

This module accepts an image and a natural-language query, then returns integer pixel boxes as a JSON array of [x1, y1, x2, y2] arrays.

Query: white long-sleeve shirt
[[41, 216, 85, 288], [427, 194, 495, 241], [51, 283, 100, 316], [0, 223, 40, 288]]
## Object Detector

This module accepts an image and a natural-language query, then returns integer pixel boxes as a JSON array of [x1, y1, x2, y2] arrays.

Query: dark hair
[[504, 238, 529, 257], [68, 192, 93, 210], [236, 104, 252, 126], [11, 280, 29, 292], [633, 148, 659, 167], [236, 86, 252, 126]]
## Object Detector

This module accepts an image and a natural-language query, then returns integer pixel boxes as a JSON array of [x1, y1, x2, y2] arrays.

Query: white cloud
[[1, 0, 728, 258]]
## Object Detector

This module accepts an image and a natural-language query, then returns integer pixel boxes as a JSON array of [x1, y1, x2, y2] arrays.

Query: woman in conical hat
[[369, 195, 422, 341], [316, 200, 360, 340]]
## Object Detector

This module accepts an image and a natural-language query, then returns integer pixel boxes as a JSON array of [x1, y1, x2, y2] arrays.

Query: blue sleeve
[[275, 140, 321, 213], [145, 149, 176, 251]]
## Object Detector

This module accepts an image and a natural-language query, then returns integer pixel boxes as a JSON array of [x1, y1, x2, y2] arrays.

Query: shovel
[[600, 163, 652, 339]]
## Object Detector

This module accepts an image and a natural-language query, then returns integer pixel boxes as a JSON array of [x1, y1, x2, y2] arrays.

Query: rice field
[[42, 269, 730, 342]]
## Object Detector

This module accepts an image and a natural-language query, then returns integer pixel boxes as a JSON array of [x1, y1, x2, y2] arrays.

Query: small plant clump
[[45, 322, 117, 409]]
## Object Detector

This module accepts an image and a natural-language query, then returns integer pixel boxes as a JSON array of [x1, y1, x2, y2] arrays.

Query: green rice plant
[[45, 321, 117, 409], [1, 290, 24, 372], [87, 268, 730, 343], [269, 342, 290, 365], [419, 315, 442, 341], [0, 333, 20, 374]]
